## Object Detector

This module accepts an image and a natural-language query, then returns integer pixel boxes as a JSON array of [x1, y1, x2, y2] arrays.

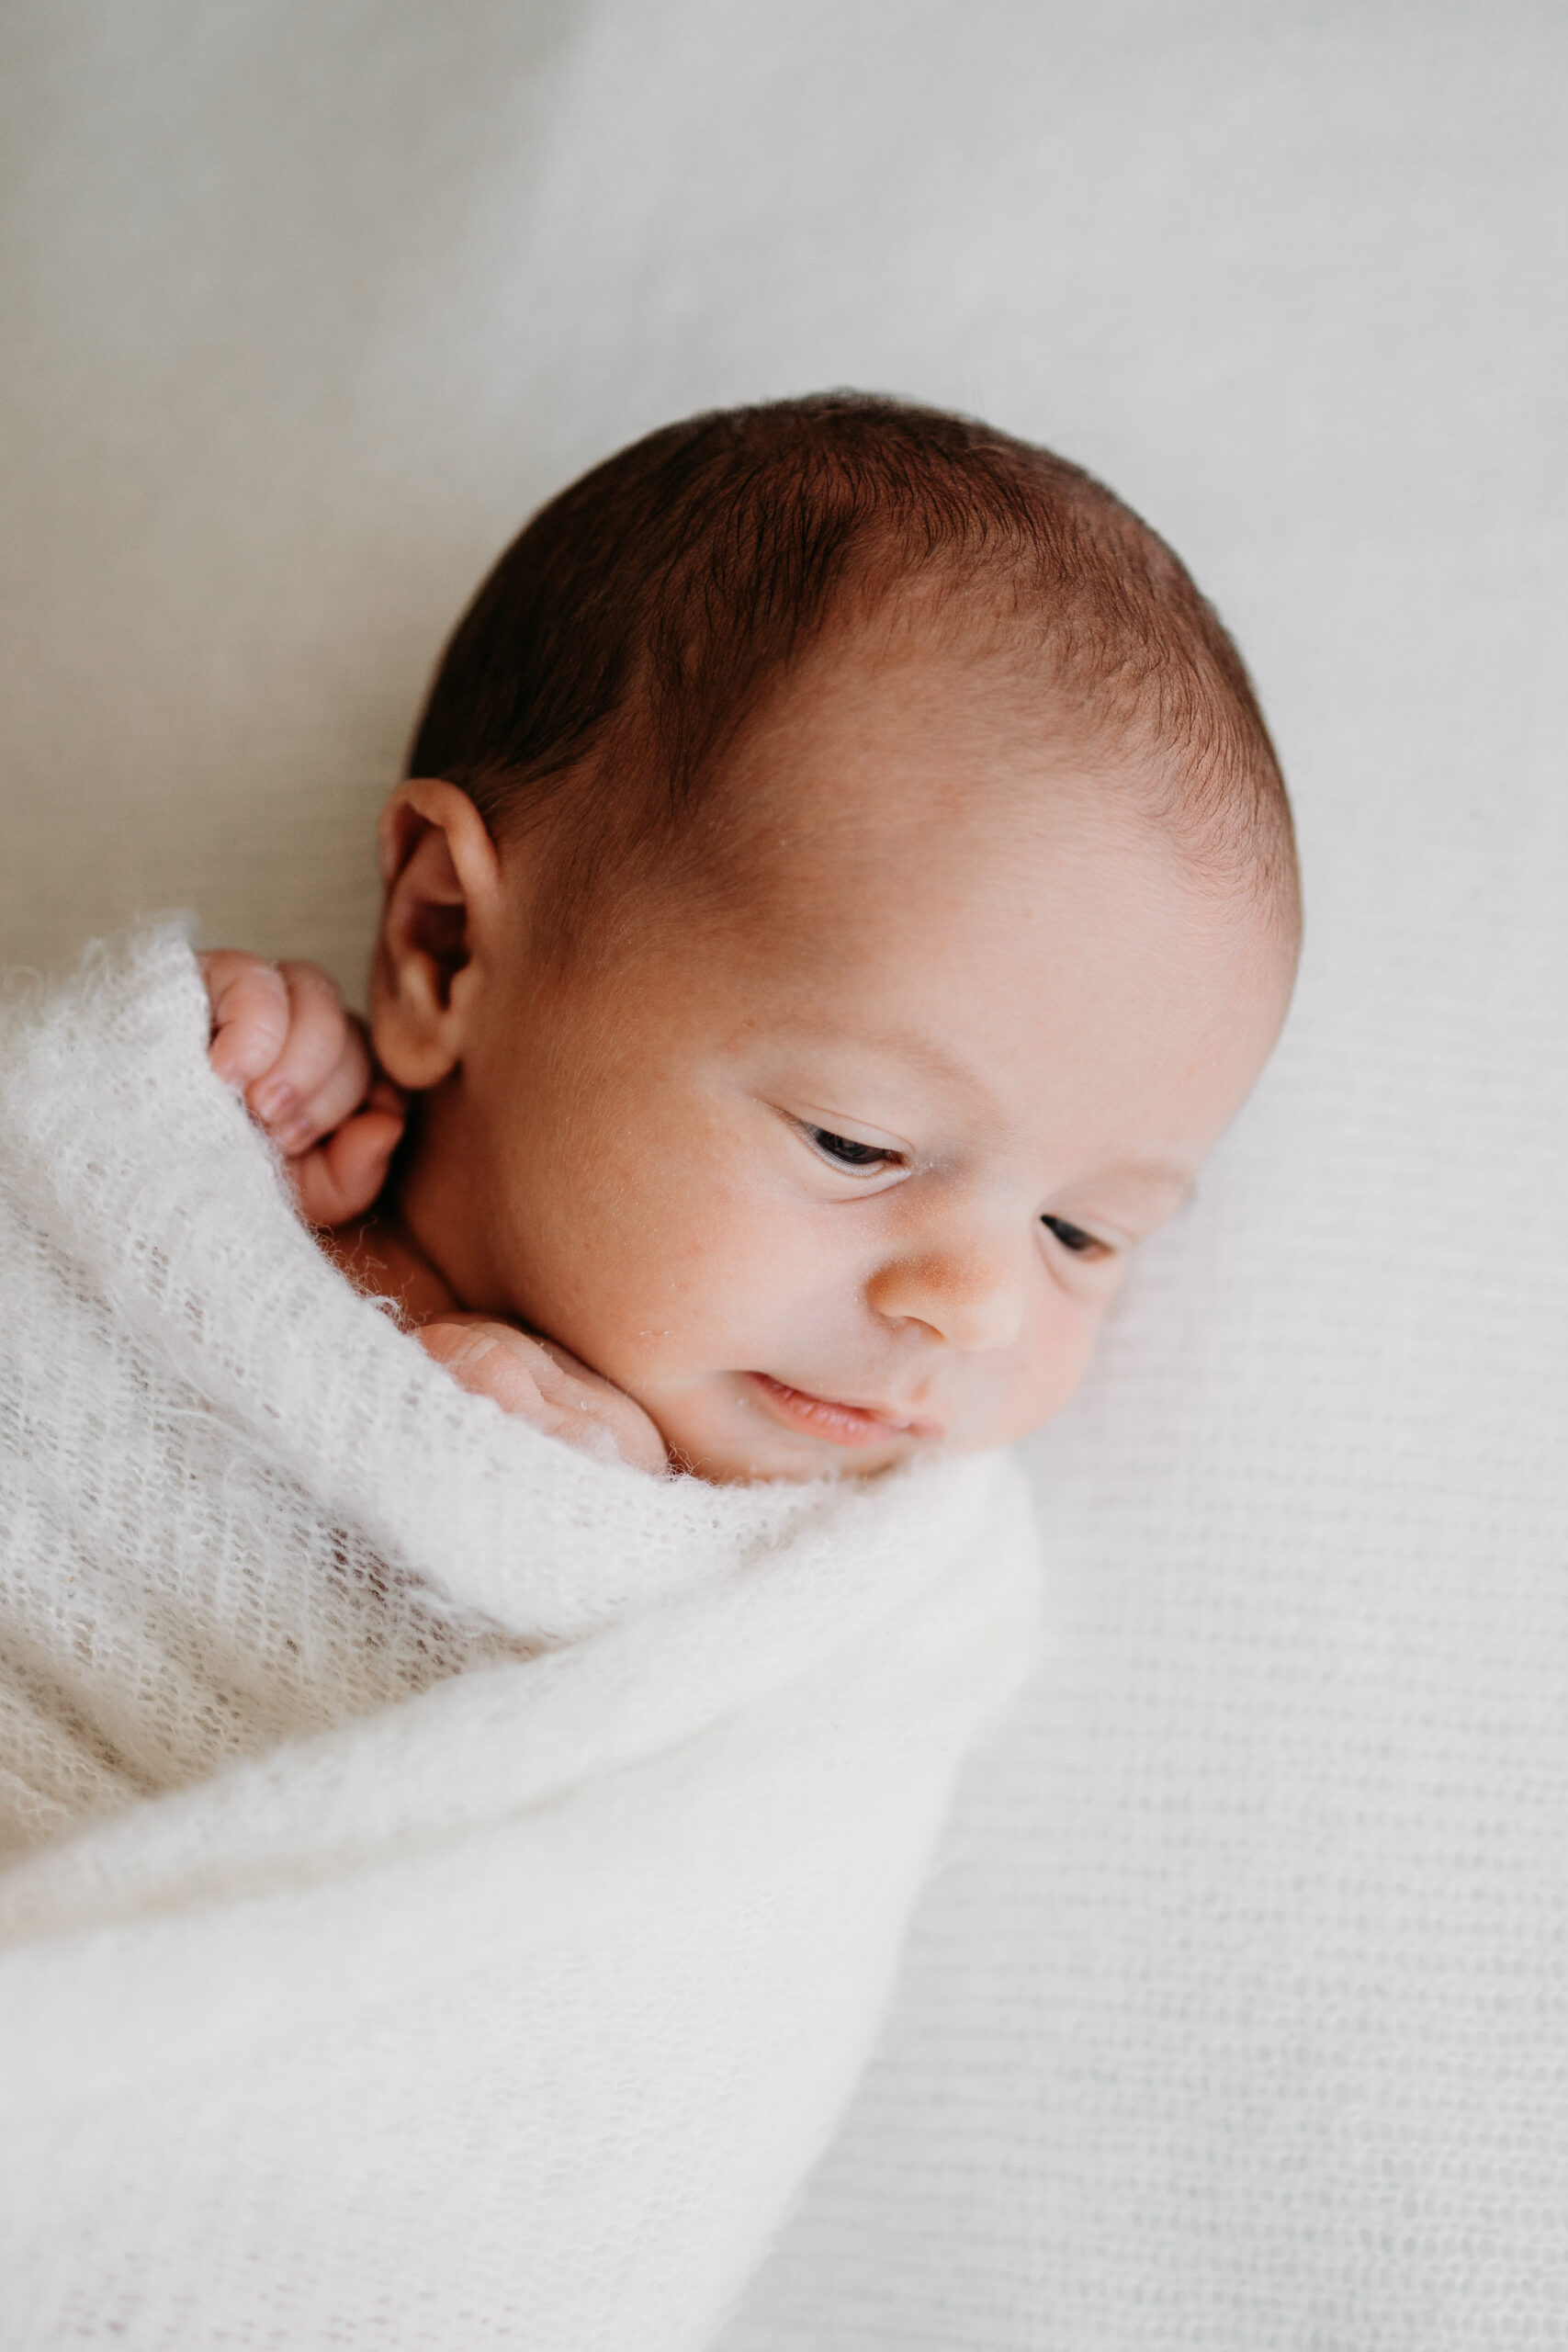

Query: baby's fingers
[[290, 1103, 406, 1228], [271, 1019, 379, 1160], [201, 952, 291, 1089], [416, 1319, 667, 1473], [416, 1321, 549, 1420], [245, 963, 367, 1147]]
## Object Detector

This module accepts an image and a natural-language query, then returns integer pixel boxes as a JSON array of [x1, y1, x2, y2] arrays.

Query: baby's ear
[[370, 780, 502, 1089]]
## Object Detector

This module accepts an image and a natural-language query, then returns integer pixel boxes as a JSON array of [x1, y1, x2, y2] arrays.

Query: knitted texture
[[0, 924, 1042, 2350]]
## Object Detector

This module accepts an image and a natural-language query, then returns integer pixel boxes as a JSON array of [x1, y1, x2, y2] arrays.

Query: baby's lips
[[747, 1372, 943, 1447]]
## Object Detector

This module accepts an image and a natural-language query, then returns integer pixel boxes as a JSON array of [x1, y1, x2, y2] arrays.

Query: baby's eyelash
[[805, 1125, 897, 1171], [1040, 1214, 1106, 1257]]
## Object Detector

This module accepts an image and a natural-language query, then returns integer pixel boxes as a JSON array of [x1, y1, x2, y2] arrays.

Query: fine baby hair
[[411, 392, 1300, 955]]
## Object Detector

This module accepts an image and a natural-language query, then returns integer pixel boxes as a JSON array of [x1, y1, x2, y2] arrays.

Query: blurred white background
[[4, 4, 1565, 2344]]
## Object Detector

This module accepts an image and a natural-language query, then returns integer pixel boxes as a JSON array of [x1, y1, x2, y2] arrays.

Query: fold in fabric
[[0, 925, 1042, 2352]]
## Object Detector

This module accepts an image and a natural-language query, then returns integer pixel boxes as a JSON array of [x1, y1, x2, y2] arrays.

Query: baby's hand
[[417, 1316, 669, 1476], [201, 950, 407, 1227]]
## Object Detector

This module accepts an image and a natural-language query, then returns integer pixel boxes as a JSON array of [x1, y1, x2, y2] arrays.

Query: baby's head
[[369, 394, 1299, 1481]]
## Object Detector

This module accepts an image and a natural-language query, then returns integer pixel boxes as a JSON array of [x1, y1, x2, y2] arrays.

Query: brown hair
[[410, 391, 1297, 947]]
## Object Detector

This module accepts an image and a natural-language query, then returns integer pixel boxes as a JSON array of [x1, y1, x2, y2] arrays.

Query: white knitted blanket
[[0, 925, 1041, 2352]]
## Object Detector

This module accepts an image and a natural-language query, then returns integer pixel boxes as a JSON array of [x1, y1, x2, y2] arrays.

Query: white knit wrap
[[0, 924, 1041, 2351]]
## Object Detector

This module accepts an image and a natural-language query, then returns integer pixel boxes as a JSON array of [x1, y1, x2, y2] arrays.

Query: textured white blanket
[[0, 925, 1040, 2351]]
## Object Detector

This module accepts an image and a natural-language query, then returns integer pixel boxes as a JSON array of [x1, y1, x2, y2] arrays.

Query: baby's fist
[[201, 950, 406, 1227], [417, 1317, 669, 1476]]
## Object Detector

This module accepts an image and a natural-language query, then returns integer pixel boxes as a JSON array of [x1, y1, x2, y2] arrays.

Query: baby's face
[[403, 629, 1292, 1483]]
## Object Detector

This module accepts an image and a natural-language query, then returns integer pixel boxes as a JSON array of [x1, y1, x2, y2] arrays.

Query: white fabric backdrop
[[3, 3, 1565, 2344]]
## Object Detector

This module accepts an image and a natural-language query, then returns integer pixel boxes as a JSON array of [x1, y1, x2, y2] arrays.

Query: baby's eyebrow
[[806, 1023, 976, 1092], [755, 1020, 982, 1106], [1089, 1159, 1198, 1213]]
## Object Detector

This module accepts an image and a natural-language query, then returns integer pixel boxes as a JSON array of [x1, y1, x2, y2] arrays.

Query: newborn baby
[[208, 393, 1299, 1484], [0, 396, 1303, 2346]]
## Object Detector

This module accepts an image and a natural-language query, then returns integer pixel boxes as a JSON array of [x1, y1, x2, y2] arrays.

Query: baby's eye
[[806, 1125, 897, 1171], [1041, 1214, 1107, 1258]]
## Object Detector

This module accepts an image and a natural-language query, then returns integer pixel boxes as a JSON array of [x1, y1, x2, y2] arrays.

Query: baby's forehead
[[706, 642, 1296, 997], [674, 729, 1280, 1023], [708, 635, 1158, 897], [699, 567, 1295, 943]]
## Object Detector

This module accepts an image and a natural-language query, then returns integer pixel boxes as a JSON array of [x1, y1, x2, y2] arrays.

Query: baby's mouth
[[745, 1372, 942, 1449]]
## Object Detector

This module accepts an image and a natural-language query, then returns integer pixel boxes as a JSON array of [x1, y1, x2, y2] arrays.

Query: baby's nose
[[864, 1242, 1025, 1354]]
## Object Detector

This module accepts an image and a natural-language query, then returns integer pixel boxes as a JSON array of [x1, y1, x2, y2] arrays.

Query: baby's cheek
[[989, 1295, 1108, 1444], [598, 1206, 799, 1378]]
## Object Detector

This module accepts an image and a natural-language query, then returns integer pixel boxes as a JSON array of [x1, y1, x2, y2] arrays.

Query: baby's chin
[[670, 1435, 923, 1486]]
